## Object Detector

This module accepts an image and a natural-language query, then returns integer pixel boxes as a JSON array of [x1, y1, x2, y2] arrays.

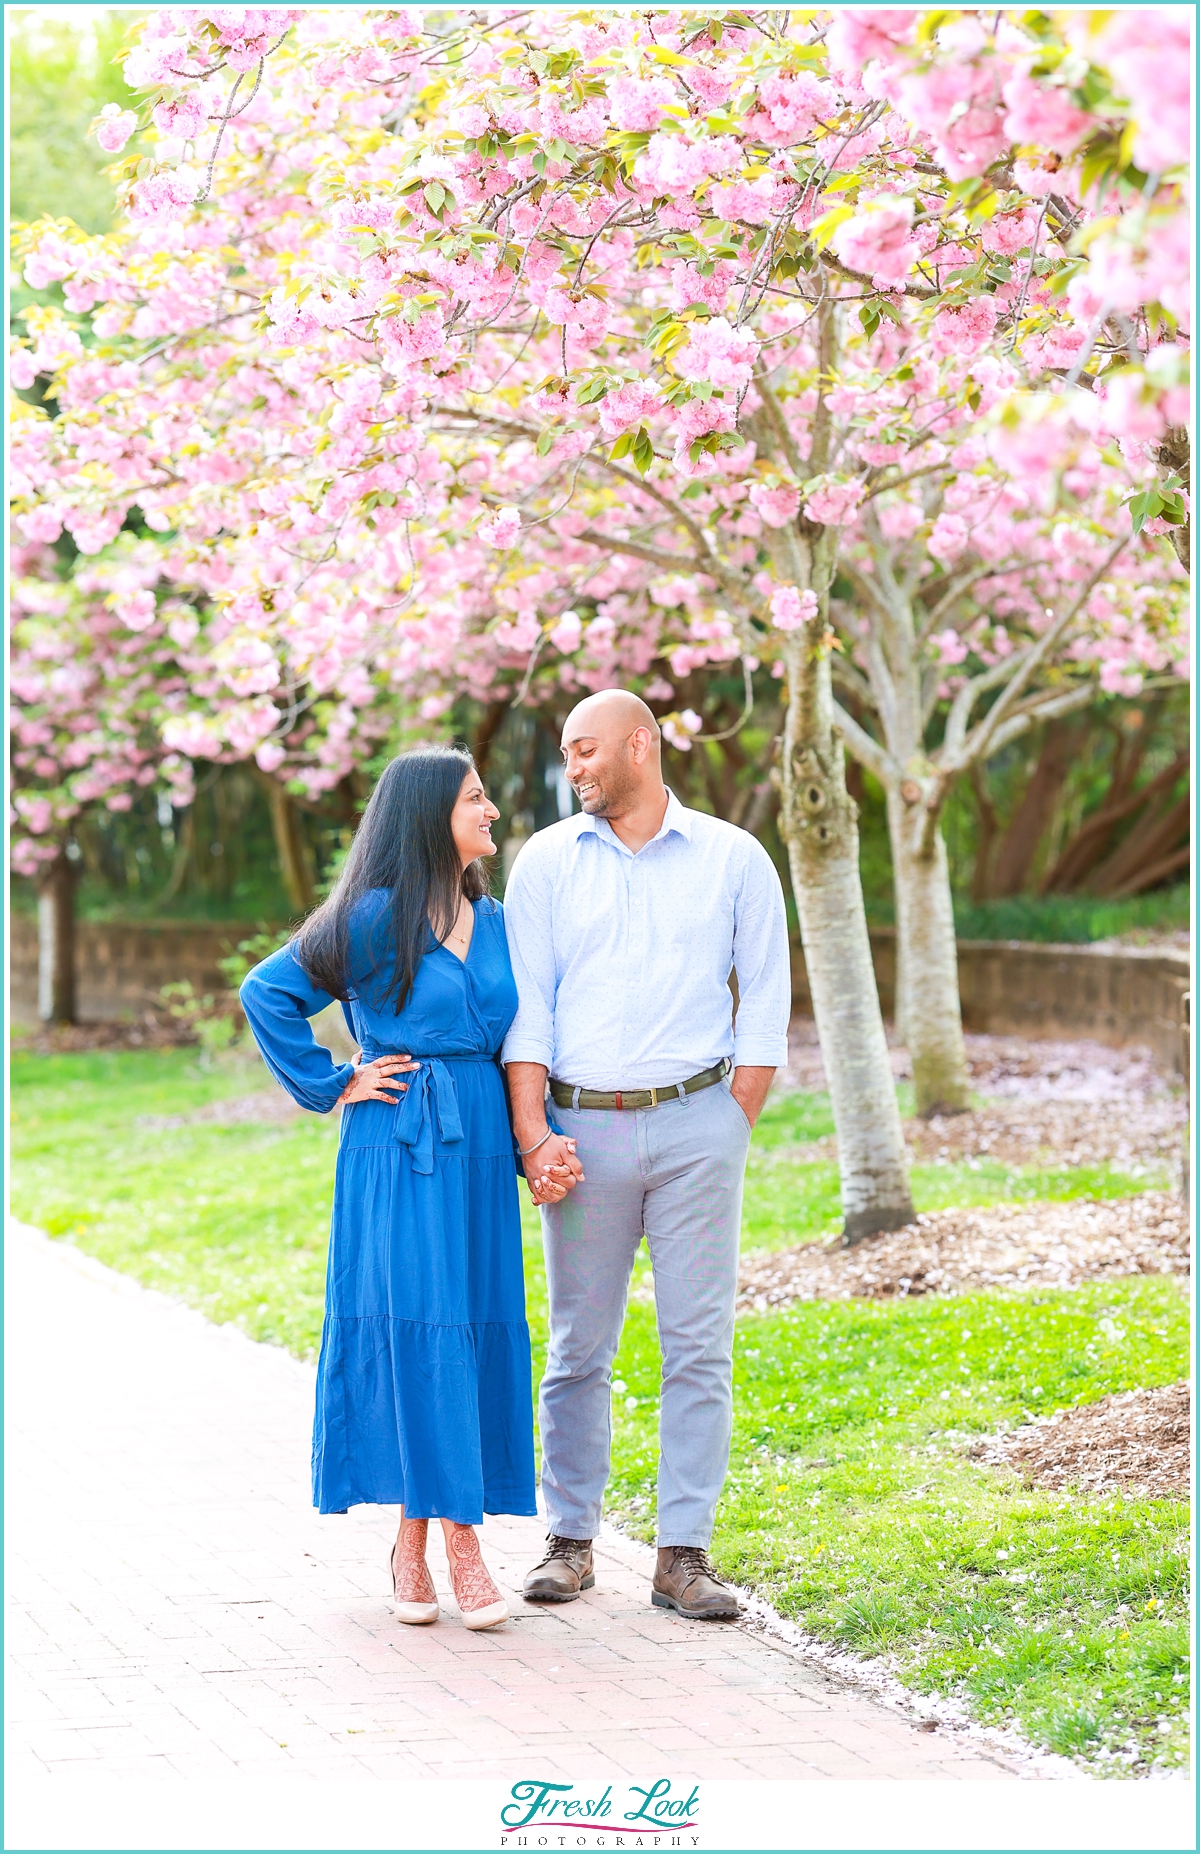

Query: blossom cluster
[[8, 5, 1189, 864]]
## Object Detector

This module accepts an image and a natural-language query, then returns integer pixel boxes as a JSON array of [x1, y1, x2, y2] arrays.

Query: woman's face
[[450, 767, 500, 867]]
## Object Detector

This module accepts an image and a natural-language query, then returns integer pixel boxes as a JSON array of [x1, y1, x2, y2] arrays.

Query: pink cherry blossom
[[129, 165, 201, 224], [878, 500, 923, 542], [1000, 74, 1091, 155], [549, 611, 583, 653], [751, 73, 837, 146], [479, 507, 521, 551], [662, 708, 703, 750], [113, 589, 158, 632], [1092, 10, 1191, 174], [674, 317, 758, 391], [153, 93, 208, 139], [10, 349, 36, 391], [255, 739, 287, 773], [93, 104, 139, 154], [932, 296, 999, 358], [803, 480, 866, 527], [932, 627, 969, 665], [598, 381, 661, 438], [749, 484, 801, 529], [6, 1, 1185, 877], [928, 516, 971, 565], [825, 10, 917, 79], [896, 66, 1008, 180], [830, 197, 921, 288], [608, 75, 677, 133], [981, 207, 1043, 257], [161, 715, 225, 760], [769, 585, 818, 631]]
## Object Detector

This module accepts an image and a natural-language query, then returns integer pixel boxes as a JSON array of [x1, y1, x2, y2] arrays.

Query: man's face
[[561, 726, 638, 815]]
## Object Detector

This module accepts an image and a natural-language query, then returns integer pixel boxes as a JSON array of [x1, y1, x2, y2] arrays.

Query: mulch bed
[[782, 1028, 1180, 1104], [14, 1015, 196, 1053], [736, 1192, 1190, 1312], [970, 1382, 1191, 1500], [782, 1097, 1186, 1173]]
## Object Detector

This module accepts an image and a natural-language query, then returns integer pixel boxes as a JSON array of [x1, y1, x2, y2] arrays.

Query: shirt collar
[[579, 788, 692, 852]]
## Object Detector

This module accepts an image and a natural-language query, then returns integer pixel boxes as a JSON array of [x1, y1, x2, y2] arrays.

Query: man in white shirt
[[503, 689, 791, 1619]]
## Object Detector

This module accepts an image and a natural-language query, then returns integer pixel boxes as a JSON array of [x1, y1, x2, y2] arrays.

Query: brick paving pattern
[[6, 1223, 1016, 1782]]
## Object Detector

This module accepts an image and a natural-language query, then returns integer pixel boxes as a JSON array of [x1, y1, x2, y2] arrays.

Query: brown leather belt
[[548, 1058, 731, 1112]]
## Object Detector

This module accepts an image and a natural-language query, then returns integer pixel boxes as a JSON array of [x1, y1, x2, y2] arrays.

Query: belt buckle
[[649, 1087, 659, 1108]]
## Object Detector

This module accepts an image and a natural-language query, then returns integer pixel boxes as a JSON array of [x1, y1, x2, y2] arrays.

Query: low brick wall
[[791, 928, 1191, 1074], [9, 916, 287, 1024], [11, 912, 1191, 1073]]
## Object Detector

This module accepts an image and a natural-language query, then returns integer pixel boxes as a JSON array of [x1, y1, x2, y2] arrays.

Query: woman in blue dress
[[240, 746, 573, 1631]]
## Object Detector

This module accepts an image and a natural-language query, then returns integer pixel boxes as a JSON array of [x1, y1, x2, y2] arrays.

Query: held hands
[[521, 1131, 584, 1207], [337, 1053, 419, 1107]]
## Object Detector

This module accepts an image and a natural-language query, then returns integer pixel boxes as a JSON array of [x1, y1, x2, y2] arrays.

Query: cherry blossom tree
[[10, 6, 1190, 1227], [10, 534, 199, 1018]]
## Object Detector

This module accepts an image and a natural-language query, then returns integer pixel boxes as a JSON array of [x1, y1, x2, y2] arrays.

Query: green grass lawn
[[10, 1048, 1190, 1773]]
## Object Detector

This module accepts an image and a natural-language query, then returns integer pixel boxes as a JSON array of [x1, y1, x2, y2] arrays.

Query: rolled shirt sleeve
[[731, 839, 792, 1070], [500, 842, 558, 1071], [240, 942, 356, 1113]]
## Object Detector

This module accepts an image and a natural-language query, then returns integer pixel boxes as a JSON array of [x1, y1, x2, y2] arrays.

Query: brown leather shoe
[[523, 1535, 595, 1602], [652, 1546, 740, 1620]]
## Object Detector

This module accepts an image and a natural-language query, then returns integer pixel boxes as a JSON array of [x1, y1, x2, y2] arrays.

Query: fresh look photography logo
[[499, 1778, 701, 1848]]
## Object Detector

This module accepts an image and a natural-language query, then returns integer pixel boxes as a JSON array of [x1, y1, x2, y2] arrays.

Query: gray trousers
[[538, 1078, 751, 1547]]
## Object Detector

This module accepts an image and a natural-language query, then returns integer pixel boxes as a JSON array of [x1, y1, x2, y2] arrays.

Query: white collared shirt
[[500, 790, 791, 1090]]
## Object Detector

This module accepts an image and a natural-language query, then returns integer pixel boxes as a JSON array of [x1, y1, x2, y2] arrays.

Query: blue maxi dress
[[239, 891, 537, 1522]]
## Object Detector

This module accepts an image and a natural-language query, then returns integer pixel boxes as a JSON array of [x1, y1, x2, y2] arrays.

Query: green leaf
[[631, 426, 655, 475], [609, 432, 634, 461], [1125, 487, 1163, 535], [809, 204, 855, 251], [536, 429, 555, 457]]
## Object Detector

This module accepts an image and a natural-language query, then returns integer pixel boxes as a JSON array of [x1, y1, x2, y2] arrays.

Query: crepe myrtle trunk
[[778, 629, 914, 1244], [886, 781, 971, 1118], [37, 843, 79, 1025], [259, 770, 317, 916]]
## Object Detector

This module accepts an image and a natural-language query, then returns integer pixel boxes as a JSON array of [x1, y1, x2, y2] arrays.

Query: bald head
[[560, 687, 665, 822], [562, 688, 660, 748]]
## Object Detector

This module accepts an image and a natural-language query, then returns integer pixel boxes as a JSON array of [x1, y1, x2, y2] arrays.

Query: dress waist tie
[[359, 1049, 497, 1176]]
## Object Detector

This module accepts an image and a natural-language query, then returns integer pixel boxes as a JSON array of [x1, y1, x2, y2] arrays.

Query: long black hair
[[294, 745, 490, 1011]]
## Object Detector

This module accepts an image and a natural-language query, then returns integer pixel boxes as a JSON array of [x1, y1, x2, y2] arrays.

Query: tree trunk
[[987, 719, 1077, 897], [968, 763, 1000, 903], [259, 773, 316, 914], [37, 846, 78, 1025], [1091, 789, 1190, 897], [751, 315, 913, 1245], [778, 629, 915, 1243], [1041, 749, 1186, 893], [887, 790, 971, 1117]]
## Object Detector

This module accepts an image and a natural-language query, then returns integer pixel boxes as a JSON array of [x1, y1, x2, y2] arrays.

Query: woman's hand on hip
[[338, 1054, 418, 1106]]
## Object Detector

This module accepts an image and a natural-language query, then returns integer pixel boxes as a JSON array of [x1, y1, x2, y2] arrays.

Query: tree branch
[[951, 536, 1129, 772], [916, 557, 1021, 642], [970, 679, 1100, 760], [832, 699, 897, 784], [751, 367, 806, 479], [575, 528, 704, 574]]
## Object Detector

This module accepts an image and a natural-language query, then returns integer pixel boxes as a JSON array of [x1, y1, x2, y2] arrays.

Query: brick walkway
[[6, 1222, 1016, 1782]]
